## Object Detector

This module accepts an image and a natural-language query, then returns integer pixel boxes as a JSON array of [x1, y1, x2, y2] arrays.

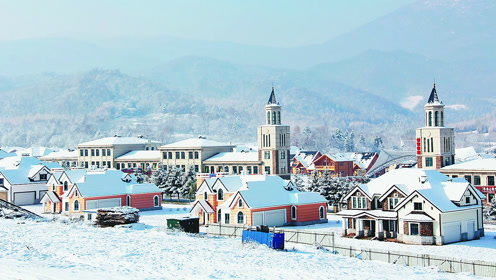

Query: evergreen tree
[[484, 196, 496, 221], [292, 174, 305, 191], [182, 165, 197, 201], [306, 169, 320, 192]]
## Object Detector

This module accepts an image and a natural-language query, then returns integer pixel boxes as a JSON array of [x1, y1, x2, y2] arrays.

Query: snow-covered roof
[[455, 147, 494, 163], [357, 168, 484, 212], [366, 149, 417, 175], [347, 152, 378, 170], [190, 200, 215, 214], [39, 149, 78, 160], [15, 147, 54, 157], [73, 170, 160, 198], [0, 149, 16, 159], [203, 151, 259, 163], [217, 175, 326, 209], [0, 156, 59, 185], [403, 213, 434, 222], [77, 136, 161, 147], [115, 150, 161, 161], [212, 175, 267, 193], [234, 145, 257, 152], [40, 191, 61, 203], [441, 158, 496, 171], [160, 137, 233, 149]]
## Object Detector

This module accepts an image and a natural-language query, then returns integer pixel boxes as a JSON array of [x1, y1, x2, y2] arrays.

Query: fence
[[206, 223, 496, 278]]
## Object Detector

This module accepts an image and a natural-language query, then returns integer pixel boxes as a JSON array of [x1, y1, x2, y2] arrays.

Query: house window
[[102, 149, 106, 156], [410, 223, 419, 235], [204, 192, 208, 200], [80, 149, 84, 156], [91, 149, 95, 156], [75, 190, 78, 197], [247, 166, 252, 174], [388, 198, 400, 210], [253, 166, 258, 174], [96, 149, 100, 156], [63, 181, 68, 191], [218, 189, 224, 200], [40, 174, 47, 180], [217, 209, 221, 223], [181, 152, 185, 159], [107, 161, 111, 168], [84, 149, 88, 156], [319, 206, 325, 219], [239, 166, 243, 173], [466, 197, 471, 204], [126, 195, 131, 206], [237, 212, 244, 224], [280, 151, 285, 159], [116, 163, 120, 170], [107, 149, 111, 156], [176, 152, 180, 159], [474, 176, 481, 186], [194, 152, 199, 159], [195, 165, 199, 173], [425, 157, 433, 167], [65, 202, 69, 212], [0, 178, 3, 186], [163, 152, 167, 159], [291, 205, 297, 220], [489, 176, 495, 186], [413, 202, 422, 211], [238, 199, 243, 208], [352, 196, 367, 209], [74, 200, 79, 211], [84, 162, 88, 168], [189, 152, 193, 159], [154, 195, 160, 207], [464, 175, 472, 184], [225, 213, 230, 224], [264, 151, 270, 159]]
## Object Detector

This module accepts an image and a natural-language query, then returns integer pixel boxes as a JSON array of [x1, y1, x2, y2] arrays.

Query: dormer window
[[217, 189, 224, 200], [465, 197, 471, 204], [414, 202, 422, 211], [63, 181, 68, 191], [204, 192, 208, 200], [388, 197, 401, 210], [40, 174, 47, 180], [238, 199, 243, 208]]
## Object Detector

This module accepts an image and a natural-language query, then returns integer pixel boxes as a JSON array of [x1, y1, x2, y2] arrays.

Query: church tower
[[416, 84, 455, 169], [257, 87, 291, 179]]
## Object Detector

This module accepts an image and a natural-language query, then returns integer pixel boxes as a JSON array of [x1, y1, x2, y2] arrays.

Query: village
[[1, 85, 496, 278]]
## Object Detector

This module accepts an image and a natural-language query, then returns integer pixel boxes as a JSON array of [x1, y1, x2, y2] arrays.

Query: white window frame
[[217, 188, 224, 201], [126, 195, 131, 206], [73, 200, 80, 212], [352, 196, 367, 209], [319, 206, 325, 219], [237, 211, 244, 224], [291, 205, 297, 220], [238, 199, 243, 208], [413, 202, 423, 211], [153, 195, 160, 207], [388, 197, 400, 210]]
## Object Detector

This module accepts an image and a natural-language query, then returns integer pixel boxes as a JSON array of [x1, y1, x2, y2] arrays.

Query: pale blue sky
[[0, 0, 416, 47]]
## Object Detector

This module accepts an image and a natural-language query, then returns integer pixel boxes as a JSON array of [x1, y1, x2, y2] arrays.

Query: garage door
[[252, 212, 263, 226], [443, 223, 462, 244], [265, 209, 286, 227], [13, 192, 36, 206], [98, 198, 121, 208], [467, 221, 475, 240]]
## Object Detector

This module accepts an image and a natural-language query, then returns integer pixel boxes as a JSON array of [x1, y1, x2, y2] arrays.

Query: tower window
[[428, 111, 432, 126], [267, 112, 270, 125], [441, 111, 444, 126], [277, 111, 281, 124], [272, 111, 276, 125], [435, 111, 439, 126]]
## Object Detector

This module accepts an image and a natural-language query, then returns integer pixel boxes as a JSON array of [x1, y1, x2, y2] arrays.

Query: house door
[[52, 202, 57, 213], [467, 221, 475, 240]]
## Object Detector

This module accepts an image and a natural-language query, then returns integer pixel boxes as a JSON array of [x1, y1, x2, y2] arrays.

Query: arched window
[[126, 195, 131, 206], [272, 111, 276, 125], [217, 209, 222, 223], [154, 195, 160, 207], [441, 111, 444, 126], [277, 111, 281, 124], [319, 206, 325, 219], [204, 192, 208, 200], [435, 111, 439, 126], [74, 200, 79, 211], [238, 199, 243, 208], [237, 211, 244, 224], [428, 111, 432, 126], [217, 189, 224, 200], [267, 112, 270, 124], [63, 181, 68, 191], [291, 205, 297, 220]]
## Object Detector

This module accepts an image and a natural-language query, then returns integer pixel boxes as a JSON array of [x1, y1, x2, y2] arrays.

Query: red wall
[[85, 192, 160, 210]]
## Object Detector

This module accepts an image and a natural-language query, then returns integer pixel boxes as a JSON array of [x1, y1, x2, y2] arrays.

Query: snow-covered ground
[[1, 204, 493, 279]]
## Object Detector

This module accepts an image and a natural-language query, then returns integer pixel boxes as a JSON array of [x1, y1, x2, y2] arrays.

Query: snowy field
[[0, 204, 493, 279]]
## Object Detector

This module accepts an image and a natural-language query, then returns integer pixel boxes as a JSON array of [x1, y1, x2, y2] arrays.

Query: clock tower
[[416, 84, 455, 169], [257, 87, 291, 179]]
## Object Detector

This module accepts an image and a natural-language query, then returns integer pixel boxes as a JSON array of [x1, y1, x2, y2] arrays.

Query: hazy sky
[[0, 0, 416, 47]]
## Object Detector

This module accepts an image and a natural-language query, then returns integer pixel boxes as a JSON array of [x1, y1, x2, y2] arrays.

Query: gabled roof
[[40, 191, 61, 203], [212, 175, 268, 193], [40, 149, 78, 161], [72, 170, 160, 198], [0, 156, 55, 185], [160, 137, 233, 149], [197, 178, 217, 193], [226, 176, 326, 209], [15, 147, 54, 157], [0, 149, 16, 159], [190, 200, 215, 214], [77, 136, 161, 147]]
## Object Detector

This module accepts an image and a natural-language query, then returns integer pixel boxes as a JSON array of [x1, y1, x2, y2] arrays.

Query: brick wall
[[420, 222, 433, 236], [404, 221, 409, 235]]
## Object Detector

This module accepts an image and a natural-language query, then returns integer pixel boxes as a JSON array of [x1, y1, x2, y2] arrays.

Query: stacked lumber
[[96, 206, 139, 227]]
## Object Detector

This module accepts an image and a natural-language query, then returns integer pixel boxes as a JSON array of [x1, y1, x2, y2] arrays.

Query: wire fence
[[206, 223, 496, 278]]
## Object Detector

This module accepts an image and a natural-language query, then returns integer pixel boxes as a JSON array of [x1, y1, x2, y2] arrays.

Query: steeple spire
[[267, 87, 278, 105], [427, 83, 439, 104]]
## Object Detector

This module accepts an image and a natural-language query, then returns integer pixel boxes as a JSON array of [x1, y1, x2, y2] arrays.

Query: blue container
[[242, 230, 284, 250]]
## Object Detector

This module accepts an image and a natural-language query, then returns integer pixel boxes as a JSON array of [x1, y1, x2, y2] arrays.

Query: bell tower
[[416, 84, 455, 169], [258, 87, 291, 179]]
